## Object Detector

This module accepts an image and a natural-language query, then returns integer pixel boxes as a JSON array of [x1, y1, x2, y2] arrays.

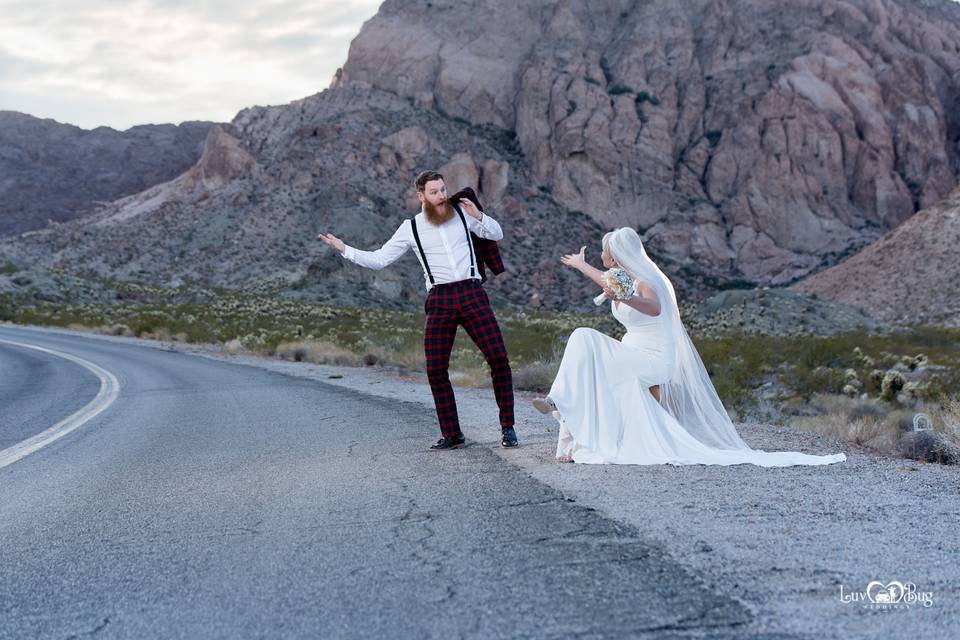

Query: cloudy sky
[[0, 0, 382, 130]]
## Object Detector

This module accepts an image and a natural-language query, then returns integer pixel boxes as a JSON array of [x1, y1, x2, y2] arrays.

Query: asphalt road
[[0, 338, 100, 450], [0, 325, 783, 639]]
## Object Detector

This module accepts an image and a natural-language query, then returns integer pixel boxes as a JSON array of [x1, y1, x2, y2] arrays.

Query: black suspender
[[409, 218, 434, 285], [451, 202, 478, 279], [410, 205, 479, 284]]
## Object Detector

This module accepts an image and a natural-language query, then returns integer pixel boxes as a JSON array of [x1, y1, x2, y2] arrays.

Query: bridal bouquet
[[593, 268, 636, 305]]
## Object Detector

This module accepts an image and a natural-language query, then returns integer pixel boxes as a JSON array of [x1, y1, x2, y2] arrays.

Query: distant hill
[[0, 111, 214, 236], [794, 187, 960, 327]]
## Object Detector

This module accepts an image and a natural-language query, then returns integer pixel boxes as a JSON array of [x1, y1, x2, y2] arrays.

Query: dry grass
[[791, 413, 900, 453], [789, 392, 960, 456], [512, 360, 561, 392], [103, 323, 133, 337], [447, 368, 489, 387], [928, 394, 960, 441], [273, 340, 362, 367], [358, 343, 425, 371], [140, 326, 172, 341]]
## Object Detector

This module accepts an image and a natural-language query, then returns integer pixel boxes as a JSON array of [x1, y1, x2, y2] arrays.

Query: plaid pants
[[423, 279, 514, 437]]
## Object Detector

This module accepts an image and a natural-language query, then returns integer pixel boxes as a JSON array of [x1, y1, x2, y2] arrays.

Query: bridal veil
[[606, 227, 757, 451]]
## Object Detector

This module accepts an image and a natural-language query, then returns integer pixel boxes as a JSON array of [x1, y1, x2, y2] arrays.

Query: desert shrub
[[847, 397, 886, 421], [107, 323, 133, 336], [881, 370, 906, 401], [512, 360, 560, 392], [224, 338, 244, 355]]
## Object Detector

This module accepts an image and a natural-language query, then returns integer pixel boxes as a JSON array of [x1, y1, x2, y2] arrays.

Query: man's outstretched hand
[[318, 233, 345, 254]]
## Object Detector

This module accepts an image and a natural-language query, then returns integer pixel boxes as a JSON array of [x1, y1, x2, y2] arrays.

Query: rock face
[[0, 111, 214, 236], [341, 0, 960, 285], [195, 125, 258, 188], [793, 186, 960, 328]]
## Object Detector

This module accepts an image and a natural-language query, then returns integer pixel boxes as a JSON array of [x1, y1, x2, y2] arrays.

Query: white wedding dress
[[550, 299, 847, 467]]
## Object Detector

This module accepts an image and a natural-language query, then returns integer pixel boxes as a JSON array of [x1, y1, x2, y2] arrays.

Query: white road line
[[0, 339, 121, 470]]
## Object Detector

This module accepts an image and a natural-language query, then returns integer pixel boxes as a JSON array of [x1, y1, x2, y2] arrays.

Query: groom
[[318, 170, 517, 450]]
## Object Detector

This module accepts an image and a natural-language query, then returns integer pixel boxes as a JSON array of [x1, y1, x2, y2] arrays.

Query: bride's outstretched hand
[[560, 246, 587, 271]]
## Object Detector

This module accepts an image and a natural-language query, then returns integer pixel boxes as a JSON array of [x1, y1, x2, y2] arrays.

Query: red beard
[[423, 198, 454, 225]]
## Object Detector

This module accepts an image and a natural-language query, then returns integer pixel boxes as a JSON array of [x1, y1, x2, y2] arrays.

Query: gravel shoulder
[[8, 322, 958, 639]]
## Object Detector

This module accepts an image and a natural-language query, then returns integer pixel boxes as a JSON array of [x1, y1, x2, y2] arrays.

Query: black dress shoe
[[429, 434, 466, 450], [500, 428, 518, 448]]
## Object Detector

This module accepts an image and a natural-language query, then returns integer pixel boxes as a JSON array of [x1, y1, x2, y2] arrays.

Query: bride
[[533, 227, 846, 467]]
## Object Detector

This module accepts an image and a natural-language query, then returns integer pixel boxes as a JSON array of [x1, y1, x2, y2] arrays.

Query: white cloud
[[0, 0, 382, 130]]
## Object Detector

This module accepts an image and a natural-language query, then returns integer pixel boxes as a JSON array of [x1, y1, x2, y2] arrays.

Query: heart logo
[[866, 581, 905, 604]]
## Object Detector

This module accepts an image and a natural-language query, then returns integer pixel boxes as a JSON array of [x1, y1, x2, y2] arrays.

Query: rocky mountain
[[0, 112, 214, 236], [0, 86, 610, 311], [794, 186, 960, 327], [341, 0, 960, 285], [3, 0, 960, 315]]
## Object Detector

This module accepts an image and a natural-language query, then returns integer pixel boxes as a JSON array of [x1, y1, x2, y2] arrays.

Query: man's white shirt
[[340, 209, 503, 290]]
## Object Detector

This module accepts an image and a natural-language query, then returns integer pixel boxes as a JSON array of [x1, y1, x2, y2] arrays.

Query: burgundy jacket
[[449, 187, 505, 283]]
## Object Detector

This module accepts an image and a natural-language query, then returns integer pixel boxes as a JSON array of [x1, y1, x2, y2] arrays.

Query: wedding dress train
[[549, 299, 847, 467]]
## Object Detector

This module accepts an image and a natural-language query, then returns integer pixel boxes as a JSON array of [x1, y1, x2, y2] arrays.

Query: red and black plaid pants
[[423, 279, 514, 437]]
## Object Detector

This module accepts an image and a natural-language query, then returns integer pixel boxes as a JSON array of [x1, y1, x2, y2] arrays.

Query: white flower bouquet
[[593, 268, 636, 305]]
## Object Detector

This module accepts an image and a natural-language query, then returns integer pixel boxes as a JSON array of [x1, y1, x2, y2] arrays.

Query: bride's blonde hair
[[601, 231, 615, 262]]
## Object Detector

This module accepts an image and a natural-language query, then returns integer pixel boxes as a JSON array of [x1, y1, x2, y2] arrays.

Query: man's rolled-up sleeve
[[468, 212, 503, 241], [340, 221, 411, 269]]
